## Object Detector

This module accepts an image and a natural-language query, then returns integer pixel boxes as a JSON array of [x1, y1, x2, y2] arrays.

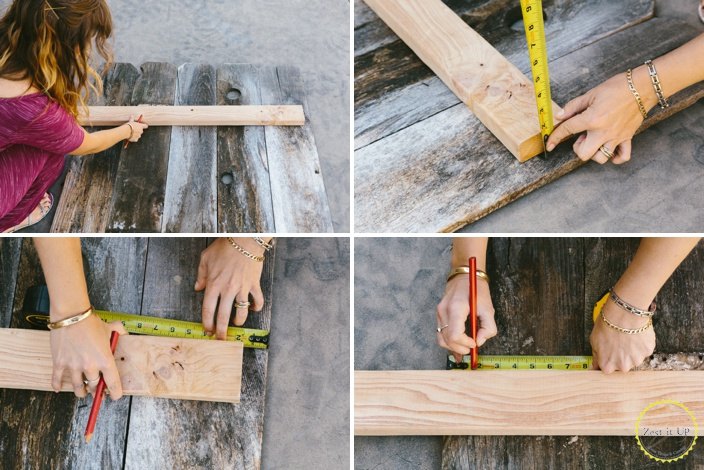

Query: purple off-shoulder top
[[0, 93, 85, 231]]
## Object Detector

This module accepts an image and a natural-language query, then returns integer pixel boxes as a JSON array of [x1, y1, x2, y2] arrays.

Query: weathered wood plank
[[51, 63, 139, 233], [124, 238, 275, 470], [0, 238, 22, 328], [0, 237, 147, 470], [354, 18, 704, 232], [363, 0, 556, 161], [216, 64, 275, 232], [162, 64, 218, 232], [355, 370, 704, 435], [260, 66, 334, 233], [443, 238, 588, 467], [354, 0, 654, 149], [107, 62, 178, 232], [80, 105, 304, 126], [0, 329, 243, 402]]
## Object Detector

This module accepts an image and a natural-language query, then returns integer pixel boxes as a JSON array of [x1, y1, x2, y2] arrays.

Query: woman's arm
[[590, 237, 701, 373], [436, 237, 497, 363], [196, 237, 272, 340], [70, 117, 148, 156], [546, 33, 704, 164], [34, 237, 127, 398]]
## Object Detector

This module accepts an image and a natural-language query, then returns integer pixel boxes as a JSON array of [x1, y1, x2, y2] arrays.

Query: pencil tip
[[85, 434, 93, 444]]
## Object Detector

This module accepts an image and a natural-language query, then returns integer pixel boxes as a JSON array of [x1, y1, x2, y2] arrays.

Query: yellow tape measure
[[448, 355, 592, 370], [520, 0, 554, 145], [25, 310, 269, 349], [447, 292, 611, 370]]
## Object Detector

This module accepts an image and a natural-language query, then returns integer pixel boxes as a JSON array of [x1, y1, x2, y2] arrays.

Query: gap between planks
[[0, 329, 243, 403], [80, 105, 305, 126], [354, 369, 704, 436]]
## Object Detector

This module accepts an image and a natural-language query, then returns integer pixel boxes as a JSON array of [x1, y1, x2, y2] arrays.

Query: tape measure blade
[[449, 355, 593, 370], [520, 0, 554, 142]]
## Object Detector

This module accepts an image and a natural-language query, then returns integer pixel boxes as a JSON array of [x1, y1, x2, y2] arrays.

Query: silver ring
[[598, 144, 615, 160], [235, 300, 251, 309], [436, 324, 449, 333], [83, 376, 100, 385]]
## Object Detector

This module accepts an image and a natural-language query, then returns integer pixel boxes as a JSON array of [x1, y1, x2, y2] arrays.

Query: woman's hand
[[590, 299, 655, 373], [195, 238, 265, 339], [436, 276, 497, 363], [546, 72, 647, 164], [124, 116, 148, 143], [50, 314, 127, 398]]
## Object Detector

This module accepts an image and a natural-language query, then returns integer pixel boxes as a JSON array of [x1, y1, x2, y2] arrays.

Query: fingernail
[[556, 109, 564, 118], [546, 143, 554, 152]]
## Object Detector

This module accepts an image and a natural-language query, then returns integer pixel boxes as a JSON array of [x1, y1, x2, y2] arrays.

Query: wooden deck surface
[[48, 63, 332, 234], [0, 238, 274, 470], [354, 0, 704, 232]]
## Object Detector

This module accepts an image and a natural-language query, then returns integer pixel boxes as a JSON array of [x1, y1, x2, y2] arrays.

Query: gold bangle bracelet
[[47, 306, 94, 330], [602, 311, 652, 335], [447, 267, 490, 283], [226, 237, 264, 262]]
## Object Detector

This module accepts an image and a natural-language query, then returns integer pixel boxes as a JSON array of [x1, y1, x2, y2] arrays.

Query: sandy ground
[[265, 237, 350, 468], [0, 0, 350, 232]]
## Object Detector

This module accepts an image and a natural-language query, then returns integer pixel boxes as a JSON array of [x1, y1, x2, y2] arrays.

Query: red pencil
[[85, 331, 120, 443], [469, 257, 478, 370], [123, 114, 144, 149]]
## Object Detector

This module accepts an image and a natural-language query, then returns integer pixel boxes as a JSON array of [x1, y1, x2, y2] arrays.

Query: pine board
[[355, 370, 704, 436], [0, 329, 243, 402], [354, 17, 704, 232]]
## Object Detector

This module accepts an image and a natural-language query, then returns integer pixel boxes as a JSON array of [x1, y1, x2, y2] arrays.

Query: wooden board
[[123, 238, 275, 469], [51, 62, 331, 233], [81, 105, 304, 126], [0, 329, 242, 403], [216, 64, 275, 232], [355, 370, 704, 436], [0, 237, 146, 468], [0, 238, 275, 469], [0, 239, 21, 328], [363, 0, 557, 161], [260, 66, 334, 233], [354, 17, 704, 232], [162, 64, 218, 232]]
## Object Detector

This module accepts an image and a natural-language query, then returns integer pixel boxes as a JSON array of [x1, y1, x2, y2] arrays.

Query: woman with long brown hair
[[0, 0, 148, 232]]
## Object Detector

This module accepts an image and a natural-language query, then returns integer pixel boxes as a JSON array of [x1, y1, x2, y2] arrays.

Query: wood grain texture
[[123, 238, 275, 470], [216, 64, 275, 232], [80, 105, 304, 126], [0, 238, 22, 328], [0, 329, 242, 402], [355, 0, 653, 149], [51, 63, 139, 233], [363, 0, 557, 161], [355, 370, 704, 436], [260, 66, 334, 233], [162, 64, 218, 233], [107, 62, 177, 232], [0, 237, 147, 469], [354, 18, 704, 232]]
